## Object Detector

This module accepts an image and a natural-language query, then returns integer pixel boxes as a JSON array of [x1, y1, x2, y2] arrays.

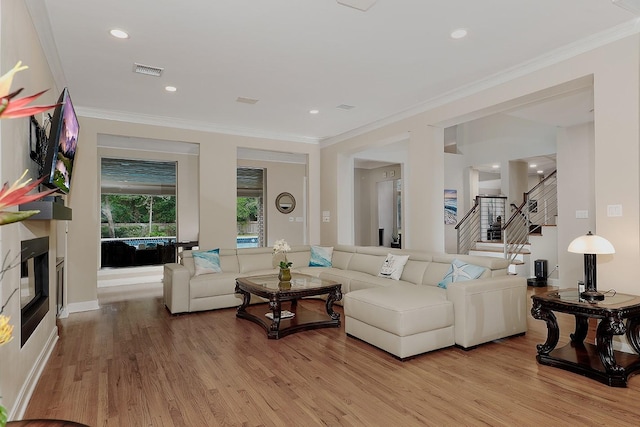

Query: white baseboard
[[98, 275, 163, 288], [11, 326, 59, 421], [98, 266, 163, 288], [67, 299, 100, 313]]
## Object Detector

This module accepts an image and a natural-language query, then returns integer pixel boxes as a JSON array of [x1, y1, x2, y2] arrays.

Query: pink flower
[[0, 170, 57, 225], [0, 61, 59, 119]]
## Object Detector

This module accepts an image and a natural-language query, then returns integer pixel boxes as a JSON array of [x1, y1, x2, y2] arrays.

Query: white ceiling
[[25, 0, 640, 144]]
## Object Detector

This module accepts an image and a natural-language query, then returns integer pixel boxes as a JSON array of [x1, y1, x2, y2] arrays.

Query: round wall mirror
[[275, 192, 296, 214]]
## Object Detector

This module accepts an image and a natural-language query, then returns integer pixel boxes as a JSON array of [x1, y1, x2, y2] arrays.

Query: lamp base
[[580, 290, 605, 302]]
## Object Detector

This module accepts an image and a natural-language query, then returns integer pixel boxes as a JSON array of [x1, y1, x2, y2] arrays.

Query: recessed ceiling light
[[309, 109, 320, 114], [492, 164, 500, 169], [165, 86, 177, 92], [450, 28, 468, 39], [537, 170, 544, 174], [530, 164, 537, 168], [110, 29, 129, 39]]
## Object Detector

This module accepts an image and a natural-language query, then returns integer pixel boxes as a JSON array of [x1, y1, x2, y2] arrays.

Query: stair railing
[[503, 170, 557, 265], [455, 198, 480, 254]]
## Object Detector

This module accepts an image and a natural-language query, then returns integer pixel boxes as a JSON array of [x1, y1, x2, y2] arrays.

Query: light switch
[[322, 217, 330, 222], [322, 211, 330, 217], [295, 217, 303, 222], [607, 204, 623, 217]]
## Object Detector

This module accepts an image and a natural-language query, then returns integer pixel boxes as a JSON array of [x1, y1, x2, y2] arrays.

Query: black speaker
[[534, 259, 548, 280]]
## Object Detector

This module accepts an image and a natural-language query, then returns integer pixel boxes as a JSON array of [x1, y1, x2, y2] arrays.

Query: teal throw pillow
[[309, 246, 333, 267], [438, 259, 487, 289], [192, 249, 222, 276]]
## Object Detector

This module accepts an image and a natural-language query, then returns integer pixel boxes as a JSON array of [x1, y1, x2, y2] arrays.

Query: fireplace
[[20, 236, 49, 347]]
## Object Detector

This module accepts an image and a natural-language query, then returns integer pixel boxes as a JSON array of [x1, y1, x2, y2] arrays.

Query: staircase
[[456, 171, 557, 275]]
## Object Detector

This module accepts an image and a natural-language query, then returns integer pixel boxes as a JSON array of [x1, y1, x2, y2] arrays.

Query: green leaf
[[0, 210, 39, 225], [0, 404, 7, 427]]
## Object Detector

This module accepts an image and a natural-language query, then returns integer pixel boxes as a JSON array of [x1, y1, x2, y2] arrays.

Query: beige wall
[[98, 143, 200, 243], [0, 0, 61, 418], [557, 123, 596, 285], [238, 159, 307, 247], [354, 164, 402, 247], [67, 118, 321, 311], [322, 34, 640, 293]]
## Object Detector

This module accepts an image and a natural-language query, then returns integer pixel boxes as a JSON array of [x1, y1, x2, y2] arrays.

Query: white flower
[[273, 239, 291, 254]]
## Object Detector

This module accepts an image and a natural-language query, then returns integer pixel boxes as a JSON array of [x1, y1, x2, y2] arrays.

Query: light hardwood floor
[[23, 286, 640, 426]]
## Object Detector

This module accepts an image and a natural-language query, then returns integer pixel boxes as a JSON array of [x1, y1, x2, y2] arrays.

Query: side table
[[531, 289, 640, 387]]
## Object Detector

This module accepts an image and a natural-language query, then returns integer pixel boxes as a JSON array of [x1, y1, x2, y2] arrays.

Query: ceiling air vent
[[336, 104, 355, 110], [133, 63, 164, 77]]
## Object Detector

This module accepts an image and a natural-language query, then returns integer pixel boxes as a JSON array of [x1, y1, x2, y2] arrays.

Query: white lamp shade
[[568, 232, 615, 254]]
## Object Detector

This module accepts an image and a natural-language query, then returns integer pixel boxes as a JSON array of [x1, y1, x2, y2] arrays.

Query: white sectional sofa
[[163, 245, 527, 358]]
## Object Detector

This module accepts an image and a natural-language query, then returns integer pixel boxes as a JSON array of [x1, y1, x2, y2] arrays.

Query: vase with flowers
[[273, 239, 292, 282], [0, 62, 61, 427]]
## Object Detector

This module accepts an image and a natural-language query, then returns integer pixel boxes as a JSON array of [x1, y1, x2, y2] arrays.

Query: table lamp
[[567, 231, 615, 301]]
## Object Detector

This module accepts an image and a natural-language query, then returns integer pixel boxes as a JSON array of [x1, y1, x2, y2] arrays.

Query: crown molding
[[25, 0, 640, 149], [76, 107, 322, 145], [321, 18, 640, 148], [26, 0, 67, 92]]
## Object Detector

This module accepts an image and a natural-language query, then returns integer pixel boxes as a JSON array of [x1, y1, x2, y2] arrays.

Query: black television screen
[[43, 87, 79, 193]]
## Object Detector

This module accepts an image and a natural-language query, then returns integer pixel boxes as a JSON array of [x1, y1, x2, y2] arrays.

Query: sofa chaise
[[163, 245, 527, 358]]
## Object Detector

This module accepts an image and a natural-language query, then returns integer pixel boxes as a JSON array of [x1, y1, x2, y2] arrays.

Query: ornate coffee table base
[[532, 290, 640, 387], [235, 274, 342, 339]]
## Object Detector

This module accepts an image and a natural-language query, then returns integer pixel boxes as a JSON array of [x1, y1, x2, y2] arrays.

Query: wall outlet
[[576, 210, 588, 219]]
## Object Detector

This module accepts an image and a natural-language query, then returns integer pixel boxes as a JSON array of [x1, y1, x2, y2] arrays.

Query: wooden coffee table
[[235, 273, 342, 339]]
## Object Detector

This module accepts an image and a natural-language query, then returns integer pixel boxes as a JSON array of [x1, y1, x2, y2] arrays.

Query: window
[[237, 167, 265, 248], [100, 158, 177, 267]]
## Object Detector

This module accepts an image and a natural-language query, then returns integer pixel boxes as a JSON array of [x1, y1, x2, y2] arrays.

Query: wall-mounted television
[[43, 87, 79, 193]]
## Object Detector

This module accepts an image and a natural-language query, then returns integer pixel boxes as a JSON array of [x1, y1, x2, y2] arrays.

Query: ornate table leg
[[325, 287, 342, 321], [235, 282, 251, 314], [268, 296, 282, 338], [570, 314, 589, 343], [596, 313, 626, 376], [531, 299, 559, 355], [626, 317, 640, 354]]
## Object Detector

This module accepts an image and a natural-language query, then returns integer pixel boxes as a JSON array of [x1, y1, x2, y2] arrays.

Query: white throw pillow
[[192, 249, 222, 276], [378, 253, 410, 280]]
